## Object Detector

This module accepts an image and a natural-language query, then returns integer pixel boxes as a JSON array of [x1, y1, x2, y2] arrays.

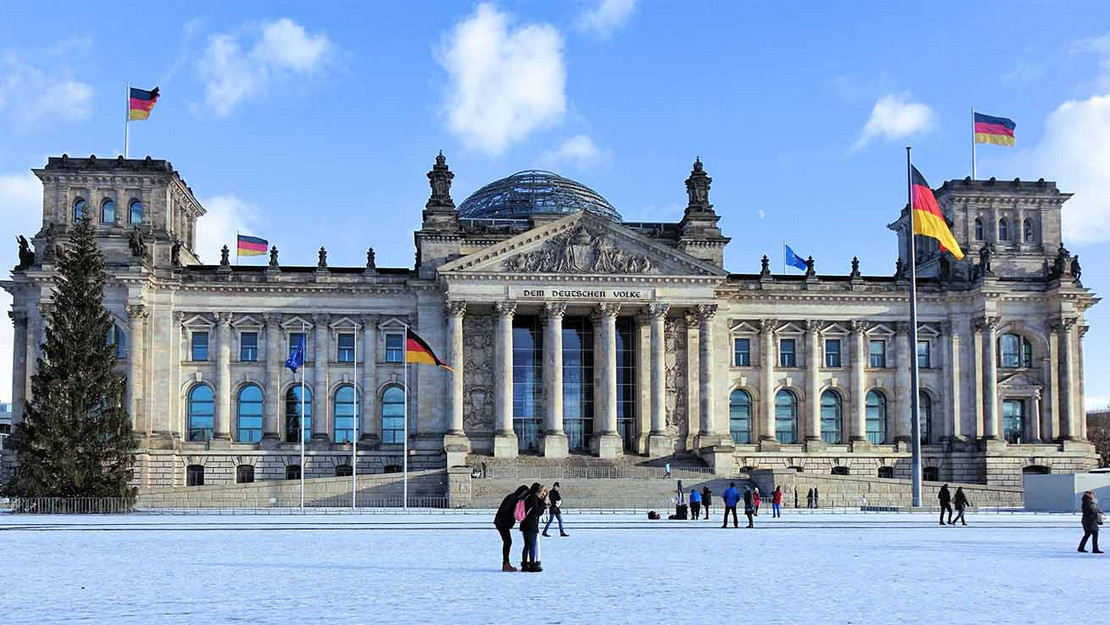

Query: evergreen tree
[[8, 217, 137, 499]]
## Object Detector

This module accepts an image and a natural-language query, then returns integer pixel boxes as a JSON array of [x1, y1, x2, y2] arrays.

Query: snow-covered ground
[[0, 511, 1102, 624]]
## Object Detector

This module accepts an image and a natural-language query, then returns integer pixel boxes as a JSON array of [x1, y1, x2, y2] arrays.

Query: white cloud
[[0, 53, 93, 125], [853, 93, 936, 150], [195, 195, 263, 264], [578, 0, 639, 38], [540, 135, 610, 169], [437, 3, 566, 156], [758, 209, 766, 220], [198, 18, 331, 116], [0, 173, 45, 403]]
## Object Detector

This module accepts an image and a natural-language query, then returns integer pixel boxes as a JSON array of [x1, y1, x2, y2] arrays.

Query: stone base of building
[[646, 434, 675, 458], [540, 432, 569, 459], [492, 432, 519, 459], [592, 433, 623, 459], [442, 432, 470, 468]]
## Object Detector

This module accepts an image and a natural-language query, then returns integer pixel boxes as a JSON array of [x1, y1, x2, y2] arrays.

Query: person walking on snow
[[689, 488, 702, 520], [494, 485, 529, 572], [520, 483, 547, 572], [952, 487, 971, 526], [543, 482, 569, 538], [752, 487, 762, 516], [743, 487, 755, 528], [806, 488, 815, 509], [701, 486, 712, 520], [721, 482, 740, 528], [772, 486, 783, 518], [938, 484, 954, 525], [1078, 490, 1104, 554]]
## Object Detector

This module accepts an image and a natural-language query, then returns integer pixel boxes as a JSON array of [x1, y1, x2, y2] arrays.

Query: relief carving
[[502, 224, 656, 274], [664, 316, 687, 438], [462, 313, 495, 434]]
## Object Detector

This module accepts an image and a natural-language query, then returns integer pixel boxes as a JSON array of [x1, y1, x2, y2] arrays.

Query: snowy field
[[0, 511, 1104, 625]]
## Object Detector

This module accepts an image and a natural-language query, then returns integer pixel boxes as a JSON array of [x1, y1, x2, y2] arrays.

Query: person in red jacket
[[752, 487, 762, 516], [772, 485, 783, 518]]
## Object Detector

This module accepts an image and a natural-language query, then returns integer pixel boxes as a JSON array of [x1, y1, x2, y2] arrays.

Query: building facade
[[1, 154, 1099, 488]]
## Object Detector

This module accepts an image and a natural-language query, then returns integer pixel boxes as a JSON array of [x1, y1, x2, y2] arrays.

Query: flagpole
[[782, 241, 786, 274], [352, 330, 358, 510], [906, 146, 923, 509], [300, 320, 306, 513], [971, 108, 977, 180], [124, 83, 130, 159], [402, 323, 409, 511]]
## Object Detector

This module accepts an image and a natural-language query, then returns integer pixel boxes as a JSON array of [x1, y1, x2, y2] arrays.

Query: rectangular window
[[191, 331, 209, 362], [337, 333, 355, 363], [917, 340, 931, 369], [734, 338, 751, 367], [779, 338, 796, 368], [824, 339, 842, 368], [869, 339, 886, 368], [385, 333, 404, 363], [240, 332, 258, 362], [288, 332, 305, 359]]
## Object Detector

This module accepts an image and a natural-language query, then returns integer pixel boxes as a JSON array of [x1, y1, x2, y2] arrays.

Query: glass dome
[[457, 170, 621, 221]]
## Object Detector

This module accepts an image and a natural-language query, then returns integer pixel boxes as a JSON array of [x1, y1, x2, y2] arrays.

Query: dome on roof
[[457, 170, 621, 222]]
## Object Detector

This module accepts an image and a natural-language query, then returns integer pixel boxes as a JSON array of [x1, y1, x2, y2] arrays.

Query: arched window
[[774, 390, 798, 444], [381, 385, 406, 444], [865, 390, 887, 444], [998, 218, 1009, 241], [285, 464, 301, 480], [108, 323, 127, 359], [820, 390, 842, 444], [284, 386, 312, 443], [101, 199, 116, 224], [878, 466, 894, 479], [128, 199, 143, 224], [974, 218, 984, 241], [1023, 219, 1033, 243], [999, 333, 1033, 368], [187, 384, 214, 442], [333, 384, 358, 444], [919, 391, 932, 444], [73, 198, 88, 221], [186, 464, 204, 486], [236, 384, 263, 443], [728, 389, 753, 444], [236, 464, 255, 484], [335, 464, 353, 477]]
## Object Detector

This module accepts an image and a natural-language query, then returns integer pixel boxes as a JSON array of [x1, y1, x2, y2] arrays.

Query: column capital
[[805, 319, 823, 334], [263, 312, 283, 327], [894, 321, 912, 336], [8, 310, 27, 326], [1079, 324, 1090, 339], [759, 318, 778, 333], [648, 302, 670, 319], [495, 300, 517, 317], [213, 311, 232, 326], [174, 310, 187, 324], [596, 302, 622, 319], [849, 319, 868, 335], [1033, 388, 1042, 401], [445, 300, 467, 318], [311, 312, 331, 326], [974, 315, 1001, 332], [684, 310, 699, 329], [359, 313, 379, 327], [542, 301, 567, 320], [695, 303, 718, 322], [126, 303, 149, 319]]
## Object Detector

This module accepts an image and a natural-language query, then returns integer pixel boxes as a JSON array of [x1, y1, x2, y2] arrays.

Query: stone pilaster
[[213, 311, 232, 442], [1030, 389, 1042, 443], [759, 318, 778, 448], [1056, 318, 1078, 440], [360, 315, 378, 443], [311, 313, 330, 441], [492, 301, 518, 458], [979, 316, 1001, 441], [850, 320, 868, 447], [262, 313, 282, 445], [647, 302, 673, 456], [540, 302, 567, 458], [945, 324, 962, 440], [1047, 324, 1060, 442], [443, 301, 470, 458], [592, 303, 622, 459], [126, 304, 148, 437], [805, 319, 823, 448], [696, 304, 720, 447], [894, 322, 912, 445], [8, 311, 27, 425]]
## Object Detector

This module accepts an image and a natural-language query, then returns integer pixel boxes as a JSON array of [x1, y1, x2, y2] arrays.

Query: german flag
[[129, 86, 160, 121], [974, 112, 1016, 146], [406, 328, 452, 371], [911, 166, 964, 260]]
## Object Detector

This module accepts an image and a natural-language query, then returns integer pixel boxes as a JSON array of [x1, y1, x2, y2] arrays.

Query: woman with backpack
[[1078, 490, 1104, 554], [519, 482, 548, 572], [494, 485, 530, 572]]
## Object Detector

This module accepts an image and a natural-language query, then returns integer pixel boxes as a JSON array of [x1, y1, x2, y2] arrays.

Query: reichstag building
[[2, 153, 1098, 487]]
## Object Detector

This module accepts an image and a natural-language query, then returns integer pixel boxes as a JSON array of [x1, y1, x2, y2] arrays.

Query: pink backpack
[[513, 499, 527, 522]]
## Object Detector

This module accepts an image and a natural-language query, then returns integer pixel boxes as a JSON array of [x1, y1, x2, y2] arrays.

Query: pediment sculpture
[[502, 224, 656, 274]]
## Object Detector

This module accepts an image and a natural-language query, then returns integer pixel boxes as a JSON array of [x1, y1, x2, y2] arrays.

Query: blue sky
[[1, 1, 1109, 407]]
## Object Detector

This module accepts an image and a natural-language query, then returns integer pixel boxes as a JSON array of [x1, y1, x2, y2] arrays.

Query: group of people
[[492, 482, 568, 573], [937, 484, 972, 526], [688, 485, 784, 523]]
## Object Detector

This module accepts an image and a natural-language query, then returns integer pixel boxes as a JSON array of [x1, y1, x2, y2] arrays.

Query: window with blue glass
[[284, 386, 311, 443], [385, 333, 404, 363], [734, 338, 751, 366], [1002, 399, 1025, 444], [615, 317, 636, 451], [999, 334, 1032, 368], [236, 384, 263, 443], [998, 218, 1009, 241], [108, 324, 127, 359], [917, 340, 930, 369], [512, 317, 543, 453], [775, 389, 798, 444], [101, 199, 116, 224], [820, 390, 842, 444], [187, 384, 214, 442], [129, 199, 143, 224], [729, 389, 753, 444], [337, 333, 355, 363], [866, 390, 887, 444], [919, 391, 932, 444], [333, 384, 358, 443], [288, 332, 306, 359], [381, 385, 405, 444], [191, 331, 209, 362], [824, 339, 841, 368], [240, 332, 258, 362], [562, 317, 594, 452], [974, 218, 984, 241], [73, 198, 88, 220], [779, 338, 797, 368], [868, 339, 886, 368]]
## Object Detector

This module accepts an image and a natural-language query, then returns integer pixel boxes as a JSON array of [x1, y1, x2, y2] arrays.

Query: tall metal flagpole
[[906, 147, 923, 508], [971, 108, 977, 180], [782, 241, 786, 274], [352, 331, 358, 509], [300, 320, 306, 512], [124, 83, 130, 159], [402, 323, 409, 511]]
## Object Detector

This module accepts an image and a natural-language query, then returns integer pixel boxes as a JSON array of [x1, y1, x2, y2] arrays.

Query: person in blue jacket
[[689, 488, 701, 520], [720, 482, 740, 528]]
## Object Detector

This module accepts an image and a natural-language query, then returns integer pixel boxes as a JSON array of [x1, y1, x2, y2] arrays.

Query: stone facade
[[1, 155, 1098, 489]]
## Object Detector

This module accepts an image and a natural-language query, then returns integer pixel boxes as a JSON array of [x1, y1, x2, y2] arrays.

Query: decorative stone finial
[[805, 256, 816, 278], [269, 245, 279, 268], [426, 151, 455, 210], [759, 254, 771, 278], [894, 257, 905, 279], [685, 157, 712, 212], [219, 244, 230, 266], [366, 247, 376, 269], [317, 246, 328, 268], [850, 256, 860, 278]]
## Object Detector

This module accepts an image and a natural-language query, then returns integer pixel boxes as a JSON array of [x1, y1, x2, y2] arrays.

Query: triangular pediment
[[867, 323, 896, 337], [438, 212, 726, 277], [730, 320, 760, 334], [823, 322, 851, 336], [998, 371, 1042, 388]]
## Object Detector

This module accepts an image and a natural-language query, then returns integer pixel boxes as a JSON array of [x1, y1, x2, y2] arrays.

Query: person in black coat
[[494, 485, 529, 572], [543, 482, 568, 537], [952, 487, 971, 526], [1078, 490, 1104, 554], [938, 484, 953, 525], [520, 482, 548, 572], [701, 486, 712, 520], [743, 488, 755, 528]]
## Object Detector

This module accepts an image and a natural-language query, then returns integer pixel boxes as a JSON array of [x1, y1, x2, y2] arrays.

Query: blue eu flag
[[784, 244, 808, 271], [285, 334, 305, 373]]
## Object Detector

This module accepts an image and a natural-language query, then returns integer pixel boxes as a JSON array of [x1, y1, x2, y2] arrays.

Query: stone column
[[945, 326, 962, 440], [126, 304, 148, 437], [850, 320, 867, 444], [445, 301, 467, 436], [1078, 325, 1089, 439], [8, 311, 27, 425], [492, 301, 518, 458], [980, 316, 1001, 441], [1030, 389, 1042, 443], [647, 302, 672, 456], [894, 322, 912, 444], [262, 313, 283, 444], [214, 311, 232, 441], [360, 315, 378, 443], [541, 302, 568, 458], [696, 304, 718, 447], [1046, 325, 1060, 442], [973, 323, 984, 438], [759, 318, 777, 446], [312, 313, 330, 441], [1057, 318, 1078, 440], [593, 303, 622, 459], [805, 320, 822, 446]]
